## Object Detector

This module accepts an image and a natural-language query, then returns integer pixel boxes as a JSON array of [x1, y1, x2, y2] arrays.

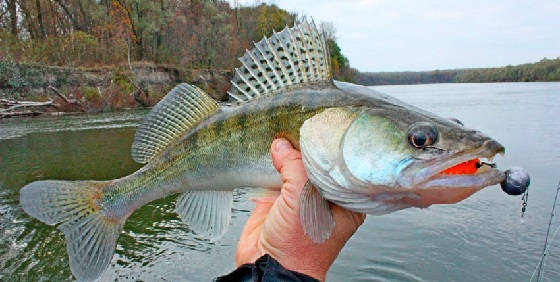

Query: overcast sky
[[230, 0, 560, 72]]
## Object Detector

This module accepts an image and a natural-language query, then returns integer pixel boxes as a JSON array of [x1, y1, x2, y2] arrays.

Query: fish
[[19, 20, 507, 281]]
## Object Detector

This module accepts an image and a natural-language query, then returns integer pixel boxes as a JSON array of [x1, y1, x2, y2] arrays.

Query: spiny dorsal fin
[[227, 19, 331, 102], [131, 83, 219, 164]]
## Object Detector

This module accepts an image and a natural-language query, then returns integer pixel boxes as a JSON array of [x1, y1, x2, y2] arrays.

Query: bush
[[0, 60, 25, 89], [113, 72, 133, 94], [0, 59, 28, 98], [80, 86, 100, 101]]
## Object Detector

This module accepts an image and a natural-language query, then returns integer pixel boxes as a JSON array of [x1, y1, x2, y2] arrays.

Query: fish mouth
[[403, 140, 506, 190]]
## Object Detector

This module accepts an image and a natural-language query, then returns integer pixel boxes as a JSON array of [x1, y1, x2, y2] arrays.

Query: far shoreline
[[2, 80, 559, 120]]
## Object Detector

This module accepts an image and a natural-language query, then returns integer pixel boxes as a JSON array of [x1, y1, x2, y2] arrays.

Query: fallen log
[[48, 85, 87, 111], [0, 99, 54, 113], [0, 110, 42, 118]]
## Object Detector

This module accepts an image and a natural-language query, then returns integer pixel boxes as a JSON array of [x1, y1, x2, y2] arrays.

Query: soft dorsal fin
[[131, 83, 219, 164], [227, 19, 331, 102]]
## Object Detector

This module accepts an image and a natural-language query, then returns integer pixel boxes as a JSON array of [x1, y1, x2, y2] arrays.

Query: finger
[[271, 138, 302, 173], [270, 138, 308, 202]]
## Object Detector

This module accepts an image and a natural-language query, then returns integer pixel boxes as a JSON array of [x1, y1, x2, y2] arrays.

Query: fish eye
[[407, 122, 439, 149]]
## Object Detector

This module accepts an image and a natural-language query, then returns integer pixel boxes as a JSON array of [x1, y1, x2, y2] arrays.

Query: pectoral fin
[[299, 181, 335, 243], [175, 191, 233, 241]]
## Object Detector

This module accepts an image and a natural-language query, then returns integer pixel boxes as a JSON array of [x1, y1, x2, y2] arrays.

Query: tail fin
[[20, 180, 123, 281]]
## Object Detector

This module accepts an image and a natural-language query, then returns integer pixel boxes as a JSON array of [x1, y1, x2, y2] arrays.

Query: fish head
[[300, 105, 505, 213]]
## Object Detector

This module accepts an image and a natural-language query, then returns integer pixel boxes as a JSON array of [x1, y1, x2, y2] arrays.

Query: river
[[1, 82, 559, 281]]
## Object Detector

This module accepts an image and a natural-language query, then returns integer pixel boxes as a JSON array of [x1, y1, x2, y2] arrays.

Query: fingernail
[[275, 139, 292, 152]]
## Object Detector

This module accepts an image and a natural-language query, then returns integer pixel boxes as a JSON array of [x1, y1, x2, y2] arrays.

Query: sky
[[229, 0, 560, 72]]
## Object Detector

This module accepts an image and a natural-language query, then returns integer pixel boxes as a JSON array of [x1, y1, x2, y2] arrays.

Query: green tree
[[256, 4, 293, 38]]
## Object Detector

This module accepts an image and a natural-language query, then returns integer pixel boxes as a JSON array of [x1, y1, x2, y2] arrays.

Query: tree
[[255, 4, 293, 38], [7, 0, 18, 35], [0, 0, 353, 78]]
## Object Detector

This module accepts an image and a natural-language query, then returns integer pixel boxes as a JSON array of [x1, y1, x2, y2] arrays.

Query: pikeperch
[[20, 20, 509, 281]]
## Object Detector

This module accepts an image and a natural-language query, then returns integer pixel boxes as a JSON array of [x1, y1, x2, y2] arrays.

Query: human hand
[[235, 138, 366, 281]]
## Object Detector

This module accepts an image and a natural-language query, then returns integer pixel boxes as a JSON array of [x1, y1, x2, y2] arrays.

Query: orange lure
[[440, 158, 480, 175]]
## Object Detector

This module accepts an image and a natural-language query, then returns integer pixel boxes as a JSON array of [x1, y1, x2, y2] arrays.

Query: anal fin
[[176, 191, 233, 241], [299, 181, 335, 243]]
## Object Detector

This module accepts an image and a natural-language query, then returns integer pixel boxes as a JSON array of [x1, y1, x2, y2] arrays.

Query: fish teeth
[[478, 155, 496, 164], [479, 156, 496, 164]]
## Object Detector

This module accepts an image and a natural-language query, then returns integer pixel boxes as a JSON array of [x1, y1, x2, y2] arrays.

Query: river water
[[0, 82, 559, 281]]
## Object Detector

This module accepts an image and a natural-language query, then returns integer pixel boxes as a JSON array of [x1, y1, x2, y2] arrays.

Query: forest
[[356, 57, 560, 85], [0, 0, 353, 71], [0, 0, 355, 116]]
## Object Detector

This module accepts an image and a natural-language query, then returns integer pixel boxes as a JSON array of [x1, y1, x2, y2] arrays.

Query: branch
[[0, 9, 8, 20], [126, 39, 134, 74], [97, 86, 112, 108], [53, 0, 81, 30], [124, 41, 150, 108], [116, 0, 141, 45], [48, 85, 86, 111], [127, 78, 150, 107]]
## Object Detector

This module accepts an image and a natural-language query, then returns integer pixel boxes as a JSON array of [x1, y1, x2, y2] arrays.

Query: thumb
[[270, 139, 308, 206]]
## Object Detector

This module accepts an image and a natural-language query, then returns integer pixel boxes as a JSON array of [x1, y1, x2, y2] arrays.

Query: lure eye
[[407, 122, 439, 148]]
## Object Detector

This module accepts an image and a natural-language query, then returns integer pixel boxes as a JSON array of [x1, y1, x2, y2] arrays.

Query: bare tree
[[35, 0, 46, 38], [7, 0, 17, 35], [320, 21, 336, 41]]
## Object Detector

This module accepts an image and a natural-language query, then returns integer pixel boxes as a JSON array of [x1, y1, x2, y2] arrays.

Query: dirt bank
[[0, 62, 232, 117]]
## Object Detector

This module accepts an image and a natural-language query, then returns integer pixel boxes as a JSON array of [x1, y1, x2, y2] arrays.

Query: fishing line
[[530, 223, 560, 282], [521, 188, 529, 217], [529, 180, 560, 282], [540, 224, 560, 280]]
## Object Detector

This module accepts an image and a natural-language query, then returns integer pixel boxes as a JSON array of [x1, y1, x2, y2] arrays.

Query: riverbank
[[0, 62, 232, 118], [3, 57, 560, 119]]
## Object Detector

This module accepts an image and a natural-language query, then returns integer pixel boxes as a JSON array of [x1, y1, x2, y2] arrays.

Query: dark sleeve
[[216, 254, 320, 282]]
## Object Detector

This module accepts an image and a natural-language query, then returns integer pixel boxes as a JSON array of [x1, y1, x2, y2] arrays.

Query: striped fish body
[[102, 83, 365, 216]]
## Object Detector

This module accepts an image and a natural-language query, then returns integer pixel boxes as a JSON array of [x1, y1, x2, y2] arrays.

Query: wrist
[[257, 224, 336, 281], [220, 254, 322, 282], [266, 250, 330, 281], [281, 262, 326, 281], [266, 253, 327, 281]]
